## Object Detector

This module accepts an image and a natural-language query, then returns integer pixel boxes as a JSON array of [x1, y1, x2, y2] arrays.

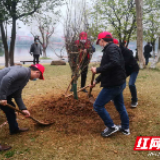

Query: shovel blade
[[89, 96, 95, 104]]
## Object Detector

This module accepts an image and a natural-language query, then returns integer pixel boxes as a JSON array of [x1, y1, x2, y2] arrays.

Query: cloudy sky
[[7, 0, 93, 38]]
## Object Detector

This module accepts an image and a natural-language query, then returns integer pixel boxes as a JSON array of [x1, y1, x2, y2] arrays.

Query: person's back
[[0, 66, 30, 101], [144, 43, 152, 54], [144, 42, 152, 65], [120, 46, 139, 76]]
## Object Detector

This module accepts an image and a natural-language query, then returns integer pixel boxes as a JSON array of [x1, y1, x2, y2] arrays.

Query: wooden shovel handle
[[65, 85, 90, 98], [88, 73, 95, 97], [5, 104, 53, 125]]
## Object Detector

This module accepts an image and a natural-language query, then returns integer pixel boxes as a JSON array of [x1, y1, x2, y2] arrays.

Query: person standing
[[0, 64, 45, 150], [30, 38, 42, 64], [114, 39, 139, 108], [70, 32, 94, 93], [91, 32, 130, 137], [144, 42, 152, 65]]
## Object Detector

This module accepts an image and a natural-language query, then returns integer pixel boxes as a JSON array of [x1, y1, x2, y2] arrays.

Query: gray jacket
[[0, 66, 31, 110], [30, 43, 42, 56]]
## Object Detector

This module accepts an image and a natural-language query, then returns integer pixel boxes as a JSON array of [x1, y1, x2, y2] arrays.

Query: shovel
[[6, 103, 54, 126], [88, 73, 95, 104]]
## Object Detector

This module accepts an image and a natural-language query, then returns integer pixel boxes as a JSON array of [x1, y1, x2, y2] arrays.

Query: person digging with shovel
[[0, 64, 45, 151], [90, 32, 130, 137]]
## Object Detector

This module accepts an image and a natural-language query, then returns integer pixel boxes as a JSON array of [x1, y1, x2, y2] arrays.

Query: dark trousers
[[33, 55, 40, 64], [145, 56, 149, 65], [81, 65, 88, 88], [0, 97, 19, 134], [129, 72, 138, 102]]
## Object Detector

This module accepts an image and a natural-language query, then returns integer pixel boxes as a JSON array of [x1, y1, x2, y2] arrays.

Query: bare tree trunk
[[150, 37, 160, 69], [43, 48, 47, 57], [135, 0, 145, 69], [9, 18, 16, 66], [151, 41, 155, 59], [0, 22, 9, 67]]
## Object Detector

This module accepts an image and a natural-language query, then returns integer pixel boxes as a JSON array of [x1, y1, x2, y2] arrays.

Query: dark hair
[[120, 42, 126, 47], [103, 38, 113, 42], [29, 66, 39, 71]]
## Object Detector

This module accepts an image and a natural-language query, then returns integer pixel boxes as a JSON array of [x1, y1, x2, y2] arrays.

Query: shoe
[[0, 144, 12, 151], [131, 101, 138, 108], [10, 128, 29, 135], [81, 89, 88, 93], [117, 125, 130, 135], [101, 125, 119, 137]]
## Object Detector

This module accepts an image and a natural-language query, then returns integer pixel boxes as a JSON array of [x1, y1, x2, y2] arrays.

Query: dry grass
[[0, 63, 160, 160]]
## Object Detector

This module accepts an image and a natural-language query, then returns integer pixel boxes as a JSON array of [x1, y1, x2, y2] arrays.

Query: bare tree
[[64, 0, 94, 99], [30, 14, 58, 57]]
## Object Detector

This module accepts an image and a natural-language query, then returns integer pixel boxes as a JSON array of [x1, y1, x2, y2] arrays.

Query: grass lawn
[[0, 63, 160, 160], [40, 57, 52, 60]]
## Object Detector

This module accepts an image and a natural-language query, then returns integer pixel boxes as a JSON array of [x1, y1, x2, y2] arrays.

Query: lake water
[[0, 41, 154, 65], [0, 46, 104, 64]]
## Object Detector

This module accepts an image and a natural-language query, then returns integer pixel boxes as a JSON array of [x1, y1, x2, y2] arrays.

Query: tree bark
[[135, 0, 145, 69], [9, 17, 16, 66], [0, 22, 9, 67], [43, 48, 47, 57], [150, 37, 160, 69], [151, 40, 155, 59]]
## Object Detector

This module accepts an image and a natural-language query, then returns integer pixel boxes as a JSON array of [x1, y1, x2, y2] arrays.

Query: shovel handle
[[65, 85, 90, 98], [6, 103, 27, 115], [88, 73, 95, 97], [5, 103, 54, 125]]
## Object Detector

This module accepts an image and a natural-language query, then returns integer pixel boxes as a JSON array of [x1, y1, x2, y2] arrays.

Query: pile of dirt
[[28, 94, 137, 135]]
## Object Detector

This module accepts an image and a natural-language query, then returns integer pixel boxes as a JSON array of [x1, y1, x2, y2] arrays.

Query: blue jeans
[[129, 72, 138, 102], [93, 83, 129, 129], [0, 98, 19, 134]]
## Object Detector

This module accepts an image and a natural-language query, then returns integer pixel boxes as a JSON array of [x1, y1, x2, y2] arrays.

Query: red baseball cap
[[113, 39, 119, 44], [79, 32, 88, 40], [31, 64, 45, 80], [96, 31, 113, 44]]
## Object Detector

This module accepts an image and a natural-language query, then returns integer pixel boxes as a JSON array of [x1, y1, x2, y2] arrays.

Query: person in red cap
[[0, 64, 45, 151], [113, 39, 139, 108], [70, 32, 95, 92], [90, 32, 130, 137]]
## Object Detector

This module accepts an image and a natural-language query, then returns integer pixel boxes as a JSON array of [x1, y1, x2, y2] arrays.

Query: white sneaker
[[131, 101, 138, 108], [117, 125, 130, 135]]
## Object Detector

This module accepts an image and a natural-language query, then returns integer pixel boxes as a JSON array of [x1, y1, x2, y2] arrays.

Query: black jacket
[[96, 43, 126, 88], [144, 44, 152, 58], [120, 46, 139, 76]]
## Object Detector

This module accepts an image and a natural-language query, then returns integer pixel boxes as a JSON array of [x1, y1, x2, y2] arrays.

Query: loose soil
[[28, 93, 138, 136]]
